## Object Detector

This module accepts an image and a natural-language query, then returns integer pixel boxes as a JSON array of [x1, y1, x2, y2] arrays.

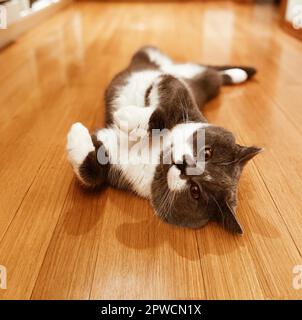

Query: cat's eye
[[190, 182, 200, 200], [204, 147, 212, 161]]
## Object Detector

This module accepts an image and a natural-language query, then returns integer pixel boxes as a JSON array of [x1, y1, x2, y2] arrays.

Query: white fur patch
[[148, 77, 161, 108], [144, 47, 206, 78], [96, 118, 163, 199], [113, 74, 162, 133], [114, 105, 155, 131], [172, 122, 209, 135], [222, 68, 248, 84], [96, 127, 119, 164], [112, 122, 160, 198], [114, 70, 161, 111], [167, 165, 187, 191], [162, 63, 206, 79], [67, 122, 95, 182], [67, 123, 94, 166], [118, 163, 156, 198], [144, 47, 172, 67]]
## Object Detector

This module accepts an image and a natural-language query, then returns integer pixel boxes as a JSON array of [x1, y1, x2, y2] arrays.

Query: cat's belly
[[114, 70, 161, 110]]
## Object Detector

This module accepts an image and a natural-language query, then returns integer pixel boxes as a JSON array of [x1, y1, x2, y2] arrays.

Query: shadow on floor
[[112, 189, 280, 261], [64, 178, 280, 261]]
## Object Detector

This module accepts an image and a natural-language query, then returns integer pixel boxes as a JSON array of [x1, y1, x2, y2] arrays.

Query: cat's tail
[[67, 123, 109, 188], [210, 65, 257, 85]]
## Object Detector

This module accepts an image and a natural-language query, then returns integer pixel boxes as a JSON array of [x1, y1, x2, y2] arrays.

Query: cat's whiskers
[[167, 190, 177, 216], [162, 187, 178, 221], [157, 186, 172, 219], [179, 91, 189, 124]]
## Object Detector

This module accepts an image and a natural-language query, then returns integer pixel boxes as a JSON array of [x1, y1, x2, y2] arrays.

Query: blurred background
[[0, 1, 302, 48]]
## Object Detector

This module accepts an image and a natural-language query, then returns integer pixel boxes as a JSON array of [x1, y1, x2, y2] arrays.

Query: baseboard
[[0, 0, 72, 49]]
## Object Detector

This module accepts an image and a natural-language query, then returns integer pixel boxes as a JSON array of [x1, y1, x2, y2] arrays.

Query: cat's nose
[[174, 154, 195, 174], [183, 153, 195, 166]]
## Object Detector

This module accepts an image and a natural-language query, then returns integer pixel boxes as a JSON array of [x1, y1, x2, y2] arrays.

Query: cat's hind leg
[[136, 47, 207, 78], [130, 46, 173, 70], [67, 123, 109, 188], [185, 65, 257, 108], [210, 65, 257, 85], [185, 69, 224, 107]]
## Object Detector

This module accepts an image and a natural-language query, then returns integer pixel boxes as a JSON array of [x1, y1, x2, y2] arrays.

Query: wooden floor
[[1, 1, 302, 300]]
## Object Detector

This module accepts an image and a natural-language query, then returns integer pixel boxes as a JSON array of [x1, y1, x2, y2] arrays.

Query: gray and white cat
[[67, 46, 262, 234]]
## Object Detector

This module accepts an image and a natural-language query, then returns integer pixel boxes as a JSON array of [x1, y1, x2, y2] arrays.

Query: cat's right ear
[[236, 145, 263, 164]]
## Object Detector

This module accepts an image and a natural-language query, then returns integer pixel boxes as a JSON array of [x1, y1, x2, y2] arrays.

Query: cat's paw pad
[[67, 122, 94, 167]]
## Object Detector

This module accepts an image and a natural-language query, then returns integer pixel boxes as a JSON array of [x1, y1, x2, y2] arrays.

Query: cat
[[66, 46, 262, 234]]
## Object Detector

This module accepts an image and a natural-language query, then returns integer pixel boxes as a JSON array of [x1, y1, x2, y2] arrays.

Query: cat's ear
[[216, 201, 244, 234], [236, 145, 263, 164]]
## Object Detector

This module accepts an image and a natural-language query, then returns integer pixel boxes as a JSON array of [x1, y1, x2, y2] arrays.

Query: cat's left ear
[[217, 201, 244, 234], [236, 145, 263, 164]]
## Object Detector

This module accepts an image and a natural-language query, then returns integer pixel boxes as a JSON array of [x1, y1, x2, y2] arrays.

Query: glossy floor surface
[[1, 1, 302, 299]]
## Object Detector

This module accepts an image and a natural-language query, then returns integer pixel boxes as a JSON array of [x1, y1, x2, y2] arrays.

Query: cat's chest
[[114, 70, 161, 110], [117, 133, 164, 199], [118, 162, 156, 198]]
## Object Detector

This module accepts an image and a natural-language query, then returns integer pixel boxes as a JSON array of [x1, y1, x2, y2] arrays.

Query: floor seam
[[237, 129, 302, 259], [194, 232, 208, 300], [253, 163, 302, 259], [87, 101, 108, 300], [29, 181, 74, 299], [0, 159, 44, 245], [257, 83, 302, 138]]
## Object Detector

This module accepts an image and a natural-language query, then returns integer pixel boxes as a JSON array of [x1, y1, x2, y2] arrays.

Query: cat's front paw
[[114, 106, 141, 131], [67, 122, 94, 169], [114, 106, 154, 131]]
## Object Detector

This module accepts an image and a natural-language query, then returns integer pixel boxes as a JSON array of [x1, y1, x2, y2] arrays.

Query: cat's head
[[150, 123, 262, 233]]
